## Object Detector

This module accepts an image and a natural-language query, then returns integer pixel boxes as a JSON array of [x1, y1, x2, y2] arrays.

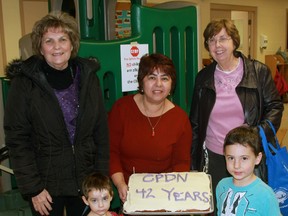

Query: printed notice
[[120, 43, 149, 92]]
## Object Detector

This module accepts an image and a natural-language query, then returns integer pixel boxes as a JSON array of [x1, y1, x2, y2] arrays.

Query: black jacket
[[4, 56, 109, 199], [189, 52, 284, 171]]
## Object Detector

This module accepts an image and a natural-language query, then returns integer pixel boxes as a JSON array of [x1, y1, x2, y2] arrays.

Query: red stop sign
[[130, 46, 139, 57]]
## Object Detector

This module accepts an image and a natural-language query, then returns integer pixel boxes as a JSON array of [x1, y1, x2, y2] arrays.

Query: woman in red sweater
[[109, 53, 192, 203]]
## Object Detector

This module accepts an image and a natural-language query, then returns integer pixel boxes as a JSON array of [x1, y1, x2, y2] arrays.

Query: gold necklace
[[143, 99, 165, 137]]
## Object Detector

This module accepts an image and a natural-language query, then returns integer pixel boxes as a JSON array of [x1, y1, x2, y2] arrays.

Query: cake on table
[[123, 172, 213, 214]]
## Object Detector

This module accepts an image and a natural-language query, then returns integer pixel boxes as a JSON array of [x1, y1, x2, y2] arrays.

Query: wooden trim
[[211, 3, 257, 12], [277, 128, 287, 146], [286, 8, 288, 49], [0, 0, 7, 73], [116, 2, 131, 11], [116, 2, 154, 10], [19, 0, 48, 36]]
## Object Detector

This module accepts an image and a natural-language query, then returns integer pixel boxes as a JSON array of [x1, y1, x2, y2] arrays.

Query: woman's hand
[[32, 189, 53, 215], [117, 182, 128, 203], [111, 172, 128, 203]]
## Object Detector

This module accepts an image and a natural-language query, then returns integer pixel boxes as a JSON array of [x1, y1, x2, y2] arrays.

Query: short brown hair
[[82, 172, 114, 199], [31, 11, 80, 59], [203, 19, 240, 57], [224, 126, 262, 156], [137, 53, 176, 94]]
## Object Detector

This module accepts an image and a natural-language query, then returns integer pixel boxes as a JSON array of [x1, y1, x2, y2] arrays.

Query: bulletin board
[[115, 3, 131, 39], [115, 2, 154, 39]]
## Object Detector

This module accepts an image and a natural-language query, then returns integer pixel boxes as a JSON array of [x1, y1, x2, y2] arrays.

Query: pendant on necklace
[[143, 97, 165, 137], [152, 128, 155, 137]]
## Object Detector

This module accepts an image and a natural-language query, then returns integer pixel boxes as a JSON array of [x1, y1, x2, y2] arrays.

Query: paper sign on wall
[[120, 43, 149, 92]]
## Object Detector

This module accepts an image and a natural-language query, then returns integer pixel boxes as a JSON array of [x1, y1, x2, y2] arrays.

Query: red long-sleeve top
[[109, 95, 192, 183]]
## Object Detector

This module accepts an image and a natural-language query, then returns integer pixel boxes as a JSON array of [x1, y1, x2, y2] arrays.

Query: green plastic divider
[[1, 3, 198, 212], [0, 77, 17, 190], [78, 4, 198, 113], [0, 77, 10, 108], [78, 0, 105, 40]]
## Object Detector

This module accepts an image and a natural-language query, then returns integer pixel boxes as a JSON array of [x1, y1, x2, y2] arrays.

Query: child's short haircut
[[224, 126, 262, 156], [82, 172, 114, 199]]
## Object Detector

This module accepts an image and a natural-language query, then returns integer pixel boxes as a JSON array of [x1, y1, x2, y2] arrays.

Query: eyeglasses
[[206, 37, 231, 46]]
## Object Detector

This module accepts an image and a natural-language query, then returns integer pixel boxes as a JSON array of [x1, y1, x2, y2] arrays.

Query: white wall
[[232, 11, 249, 57], [145, 0, 288, 63]]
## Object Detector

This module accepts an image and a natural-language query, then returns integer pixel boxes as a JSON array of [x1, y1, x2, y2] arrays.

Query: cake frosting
[[123, 172, 212, 213]]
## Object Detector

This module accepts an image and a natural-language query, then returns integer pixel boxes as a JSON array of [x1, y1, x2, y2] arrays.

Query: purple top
[[54, 70, 80, 144]]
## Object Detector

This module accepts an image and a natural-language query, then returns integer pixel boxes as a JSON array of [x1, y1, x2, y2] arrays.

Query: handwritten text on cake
[[134, 173, 210, 203]]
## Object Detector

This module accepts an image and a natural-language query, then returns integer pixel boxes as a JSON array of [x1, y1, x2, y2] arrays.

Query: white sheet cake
[[123, 172, 212, 214]]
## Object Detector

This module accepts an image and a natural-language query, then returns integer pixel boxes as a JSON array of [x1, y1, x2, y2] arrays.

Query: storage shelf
[[265, 54, 288, 82]]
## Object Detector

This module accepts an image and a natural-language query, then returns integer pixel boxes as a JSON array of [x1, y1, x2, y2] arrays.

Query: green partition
[[1, 77, 10, 108], [78, 4, 198, 113], [78, 0, 105, 40], [1, 3, 198, 212], [0, 78, 18, 190]]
